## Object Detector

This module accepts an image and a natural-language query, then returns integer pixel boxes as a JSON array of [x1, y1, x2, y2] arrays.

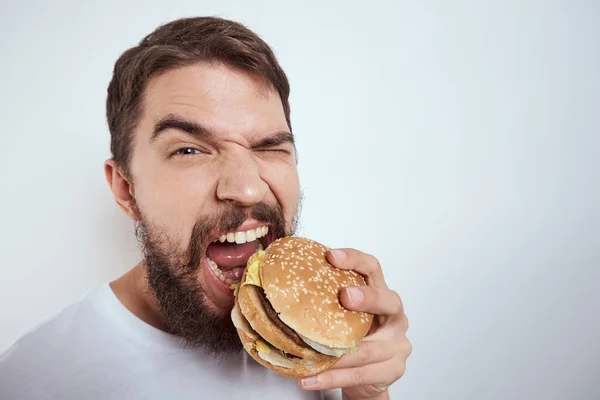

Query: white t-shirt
[[0, 283, 341, 399]]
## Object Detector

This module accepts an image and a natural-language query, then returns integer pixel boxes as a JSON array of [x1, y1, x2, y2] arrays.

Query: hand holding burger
[[232, 237, 411, 400], [232, 236, 373, 377]]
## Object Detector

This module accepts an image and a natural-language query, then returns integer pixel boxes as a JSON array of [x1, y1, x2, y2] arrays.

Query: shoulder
[[0, 286, 102, 397]]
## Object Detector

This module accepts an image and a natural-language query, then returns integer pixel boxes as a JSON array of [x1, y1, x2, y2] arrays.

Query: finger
[[401, 312, 410, 332], [339, 285, 404, 317], [299, 359, 405, 391], [330, 340, 395, 369], [326, 248, 386, 288]]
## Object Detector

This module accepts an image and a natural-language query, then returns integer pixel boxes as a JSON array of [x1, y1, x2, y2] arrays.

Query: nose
[[216, 152, 268, 207]]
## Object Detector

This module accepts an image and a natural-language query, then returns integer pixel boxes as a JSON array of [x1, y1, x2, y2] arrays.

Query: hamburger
[[231, 236, 373, 378]]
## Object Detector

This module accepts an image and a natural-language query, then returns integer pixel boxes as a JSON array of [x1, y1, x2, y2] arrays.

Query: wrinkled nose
[[216, 153, 268, 207]]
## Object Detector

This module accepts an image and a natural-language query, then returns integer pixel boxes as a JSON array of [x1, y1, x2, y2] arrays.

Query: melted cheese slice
[[231, 303, 258, 341], [255, 339, 298, 369], [241, 250, 265, 287]]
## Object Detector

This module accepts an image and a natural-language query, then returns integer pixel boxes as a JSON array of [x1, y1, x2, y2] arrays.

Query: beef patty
[[258, 288, 310, 351]]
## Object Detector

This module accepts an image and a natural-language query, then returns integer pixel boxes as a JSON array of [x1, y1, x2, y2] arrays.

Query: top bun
[[260, 237, 373, 350]]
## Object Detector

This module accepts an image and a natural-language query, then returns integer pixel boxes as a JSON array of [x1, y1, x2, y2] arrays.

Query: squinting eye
[[261, 149, 290, 154], [174, 147, 202, 156]]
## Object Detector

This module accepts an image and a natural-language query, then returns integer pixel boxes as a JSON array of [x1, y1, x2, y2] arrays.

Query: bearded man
[[0, 16, 411, 400]]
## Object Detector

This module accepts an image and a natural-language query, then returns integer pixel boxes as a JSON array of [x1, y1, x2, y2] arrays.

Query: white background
[[1, 0, 599, 399]]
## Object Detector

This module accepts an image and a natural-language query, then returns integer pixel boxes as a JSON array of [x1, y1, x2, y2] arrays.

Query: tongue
[[206, 241, 259, 271]]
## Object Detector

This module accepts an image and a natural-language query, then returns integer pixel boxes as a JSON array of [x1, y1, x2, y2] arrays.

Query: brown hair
[[106, 16, 291, 175]]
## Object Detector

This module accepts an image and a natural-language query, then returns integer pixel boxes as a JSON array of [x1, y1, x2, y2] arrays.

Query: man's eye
[[173, 147, 202, 156], [260, 148, 290, 154]]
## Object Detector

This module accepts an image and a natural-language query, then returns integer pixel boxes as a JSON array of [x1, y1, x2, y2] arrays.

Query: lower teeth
[[207, 257, 236, 286], [207, 242, 265, 286]]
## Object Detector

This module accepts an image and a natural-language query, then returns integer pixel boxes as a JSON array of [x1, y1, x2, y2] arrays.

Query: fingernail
[[301, 376, 319, 387], [330, 249, 347, 262], [346, 287, 364, 306]]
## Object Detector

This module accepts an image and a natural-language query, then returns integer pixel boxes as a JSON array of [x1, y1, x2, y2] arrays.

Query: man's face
[[125, 63, 300, 352]]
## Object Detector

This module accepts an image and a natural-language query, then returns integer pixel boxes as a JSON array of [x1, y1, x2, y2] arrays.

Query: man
[[0, 17, 411, 399]]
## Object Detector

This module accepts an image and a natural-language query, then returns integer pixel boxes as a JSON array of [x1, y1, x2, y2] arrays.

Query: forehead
[[141, 62, 288, 139]]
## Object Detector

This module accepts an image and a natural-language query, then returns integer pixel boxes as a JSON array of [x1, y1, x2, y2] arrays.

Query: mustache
[[184, 202, 287, 274]]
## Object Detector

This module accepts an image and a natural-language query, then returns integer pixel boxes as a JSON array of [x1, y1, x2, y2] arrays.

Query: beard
[[134, 201, 300, 357]]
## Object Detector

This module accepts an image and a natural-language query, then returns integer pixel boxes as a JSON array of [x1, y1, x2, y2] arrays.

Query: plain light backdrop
[[1, 0, 599, 399]]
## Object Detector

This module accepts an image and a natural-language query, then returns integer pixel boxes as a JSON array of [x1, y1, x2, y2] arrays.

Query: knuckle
[[357, 345, 371, 365], [388, 333, 411, 357], [392, 290, 403, 308], [390, 290, 403, 314], [390, 339, 404, 357], [366, 254, 382, 273], [404, 338, 413, 357], [390, 357, 407, 380], [352, 368, 366, 385], [320, 372, 334, 388], [390, 333, 403, 349], [368, 287, 381, 305], [395, 361, 407, 379]]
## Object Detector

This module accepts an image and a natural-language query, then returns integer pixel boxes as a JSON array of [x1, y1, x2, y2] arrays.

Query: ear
[[104, 159, 140, 221]]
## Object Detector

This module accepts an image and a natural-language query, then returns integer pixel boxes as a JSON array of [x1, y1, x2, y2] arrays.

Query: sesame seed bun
[[232, 236, 373, 378], [260, 237, 373, 350]]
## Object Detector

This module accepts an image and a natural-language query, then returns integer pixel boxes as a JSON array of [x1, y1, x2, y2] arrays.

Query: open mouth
[[205, 225, 274, 287]]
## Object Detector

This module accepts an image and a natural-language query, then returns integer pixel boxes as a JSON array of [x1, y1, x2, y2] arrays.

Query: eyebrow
[[250, 131, 295, 150], [151, 113, 295, 149], [151, 114, 216, 142]]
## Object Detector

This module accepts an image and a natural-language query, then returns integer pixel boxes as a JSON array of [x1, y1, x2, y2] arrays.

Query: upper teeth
[[216, 226, 269, 244]]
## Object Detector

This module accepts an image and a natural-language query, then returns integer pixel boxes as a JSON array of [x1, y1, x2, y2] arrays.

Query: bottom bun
[[237, 327, 339, 378]]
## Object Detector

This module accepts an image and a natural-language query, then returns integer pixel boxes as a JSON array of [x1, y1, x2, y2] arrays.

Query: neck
[[110, 261, 167, 331]]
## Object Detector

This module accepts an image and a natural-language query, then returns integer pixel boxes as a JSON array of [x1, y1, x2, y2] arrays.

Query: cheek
[[134, 166, 216, 239], [263, 165, 300, 219]]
